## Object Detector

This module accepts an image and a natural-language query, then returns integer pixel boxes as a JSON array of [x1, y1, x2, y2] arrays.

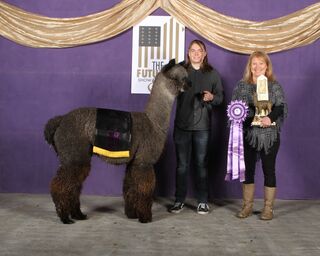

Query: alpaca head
[[160, 59, 191, 95]]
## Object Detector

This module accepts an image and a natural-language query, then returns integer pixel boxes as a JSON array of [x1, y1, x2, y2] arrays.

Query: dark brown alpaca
[[44, 60, 189, 224]]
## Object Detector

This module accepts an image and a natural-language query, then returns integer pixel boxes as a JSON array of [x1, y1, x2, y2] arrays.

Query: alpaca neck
[[145, 75, 175, 134]]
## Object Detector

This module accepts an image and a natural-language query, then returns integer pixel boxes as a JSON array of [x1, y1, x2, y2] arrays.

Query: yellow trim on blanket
[[93, 146, 130, 158]]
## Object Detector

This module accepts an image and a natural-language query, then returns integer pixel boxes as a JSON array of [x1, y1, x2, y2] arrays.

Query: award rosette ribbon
[[225, 100, 248, 182]]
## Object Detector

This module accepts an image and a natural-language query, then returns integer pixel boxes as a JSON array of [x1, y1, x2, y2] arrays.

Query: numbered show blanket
[[93, 108, 131, 158]]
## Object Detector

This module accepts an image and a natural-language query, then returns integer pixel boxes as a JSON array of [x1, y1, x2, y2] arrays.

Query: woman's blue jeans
[[173, 127, 210, 203]]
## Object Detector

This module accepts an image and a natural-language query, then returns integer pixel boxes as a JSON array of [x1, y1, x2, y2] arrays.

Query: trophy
[[251, 75, 275, 126]]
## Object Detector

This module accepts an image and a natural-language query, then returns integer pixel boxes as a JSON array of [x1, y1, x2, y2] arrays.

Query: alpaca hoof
[[138, 216, 152, 223], [126, 214, 138, 219], [71, 213, 87, 220], [125, 210, 138, 219], [61, 218, 75, 224], [125, 206, 138, 219]]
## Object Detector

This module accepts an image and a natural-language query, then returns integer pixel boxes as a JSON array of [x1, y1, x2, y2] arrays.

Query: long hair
[[185, 39, 213, 72], [243, 51, 275, 84]]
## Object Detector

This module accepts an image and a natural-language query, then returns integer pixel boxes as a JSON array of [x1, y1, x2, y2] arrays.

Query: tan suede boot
[[260, 187, 276, 220], [237, 184, 255, 218]]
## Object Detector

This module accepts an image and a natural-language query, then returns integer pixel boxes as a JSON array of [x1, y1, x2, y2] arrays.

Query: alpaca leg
[[70, 193, 87, 220], [50, 168, 75, 224], [70, 165, 90, 220], [135, 164, 156, 223], [124, 195, 138, 219], [51, 165, 90, 224], [123, 163, 156, 223], [123, 168, 138, 219]]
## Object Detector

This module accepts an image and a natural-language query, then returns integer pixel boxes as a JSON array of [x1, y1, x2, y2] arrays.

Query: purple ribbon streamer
[[225, 101, 248, 182]]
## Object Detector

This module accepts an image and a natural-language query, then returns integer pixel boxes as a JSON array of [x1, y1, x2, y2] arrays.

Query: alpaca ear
[[178, 60, 185, 66], [161, 59, 176, 73], [168, 58, 176, 66]]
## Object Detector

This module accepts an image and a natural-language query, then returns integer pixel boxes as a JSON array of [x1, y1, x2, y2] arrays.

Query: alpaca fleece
[[44, 60, 189, 224]]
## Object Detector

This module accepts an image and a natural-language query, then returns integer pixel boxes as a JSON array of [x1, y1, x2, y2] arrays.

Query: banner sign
[[131, 16, 185, 94]]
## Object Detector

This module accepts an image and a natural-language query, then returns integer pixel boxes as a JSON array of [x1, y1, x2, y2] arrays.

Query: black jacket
[[174, 66, 223, 130]]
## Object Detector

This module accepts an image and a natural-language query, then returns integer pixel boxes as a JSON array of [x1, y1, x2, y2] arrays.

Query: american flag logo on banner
[[131, 16, 185, 94]]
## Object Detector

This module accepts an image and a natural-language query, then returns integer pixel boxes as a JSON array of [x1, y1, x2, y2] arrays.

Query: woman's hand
[[260, 116, 272, 127]]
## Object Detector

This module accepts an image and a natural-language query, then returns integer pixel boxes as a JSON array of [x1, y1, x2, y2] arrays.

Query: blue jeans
[[173, 127, 210, 203]]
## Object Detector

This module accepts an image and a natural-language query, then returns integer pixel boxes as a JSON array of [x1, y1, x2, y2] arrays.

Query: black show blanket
[[93, 108, 131, 158]]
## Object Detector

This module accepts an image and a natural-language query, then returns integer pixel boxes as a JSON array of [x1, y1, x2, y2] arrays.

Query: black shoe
[[169, 202, 184, 213], [197, 203, 209, 215]]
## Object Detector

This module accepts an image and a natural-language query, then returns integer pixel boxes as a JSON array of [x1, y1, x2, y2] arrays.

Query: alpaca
[[44, 60, 189, 224]]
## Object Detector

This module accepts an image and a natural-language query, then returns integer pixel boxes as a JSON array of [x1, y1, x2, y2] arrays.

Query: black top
[[174, 66, 223, 130]]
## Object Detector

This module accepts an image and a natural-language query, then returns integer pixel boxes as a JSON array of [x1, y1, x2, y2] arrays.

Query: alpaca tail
[[44, 116, 63, 147]]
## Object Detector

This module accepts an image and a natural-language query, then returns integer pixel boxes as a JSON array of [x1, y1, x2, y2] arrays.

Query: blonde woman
[[232, 51, 288, 220]]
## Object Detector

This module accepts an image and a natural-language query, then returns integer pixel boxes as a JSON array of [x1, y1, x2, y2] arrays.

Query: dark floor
[[0, 193, 319, 256]]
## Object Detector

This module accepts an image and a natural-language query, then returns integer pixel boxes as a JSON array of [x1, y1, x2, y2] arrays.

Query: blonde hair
[[243, 51, 275, 84]]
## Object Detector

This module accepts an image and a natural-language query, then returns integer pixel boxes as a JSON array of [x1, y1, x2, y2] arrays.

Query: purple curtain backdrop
[[0, 0, 319, 199]]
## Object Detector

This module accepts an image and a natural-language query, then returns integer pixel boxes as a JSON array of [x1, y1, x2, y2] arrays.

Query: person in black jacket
[[169, 39, 223, 214]]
